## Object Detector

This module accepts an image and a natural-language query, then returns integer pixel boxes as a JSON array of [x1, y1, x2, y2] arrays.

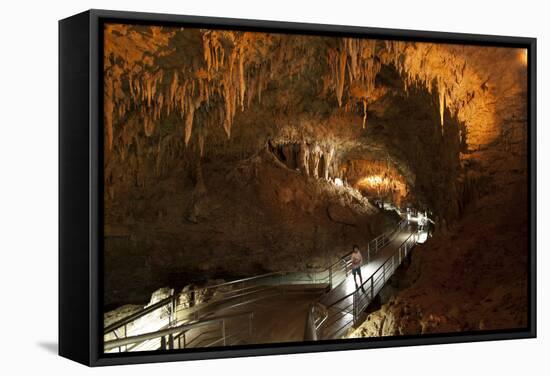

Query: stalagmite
[[324, 147, 335, 180], [299, 141, 310, 176], [312, 144, 322, 179]]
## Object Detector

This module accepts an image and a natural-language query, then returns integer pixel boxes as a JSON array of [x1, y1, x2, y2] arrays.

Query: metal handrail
[[105, 218, 408, 337], [326, 231, 415, 310], [307, 226, 418, 340], [104, 294, 176, 334], [104, 271, 324, 335], [352, 232, 417, 321], [324, 218, 406, 271], [104, 311, 254, 352]]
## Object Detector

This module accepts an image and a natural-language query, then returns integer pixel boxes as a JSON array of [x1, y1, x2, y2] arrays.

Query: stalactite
[[239, 46, 246, 111], [169, 71, 178, 114], [155, 134, 162, 177], [184, 96, 195, 146], [203, 33, 212, 72], [104, 74, 114, 151], [144, 115, 155, 137], [156, 93, 164, 121], [198, 127, 205, 158], [246, 70, 255, 109], [145, 72, 153, 108], [258, 64, 264, 104], [439, 83, 445, 129], [102, 24, 502, 197], [337, 48, 347, 107], [222, 82, 232, 138], [362, 99, 368, 129], [381, 40, 497, 147], [328, 39, 380, 114], [347, 39, 358, 80]]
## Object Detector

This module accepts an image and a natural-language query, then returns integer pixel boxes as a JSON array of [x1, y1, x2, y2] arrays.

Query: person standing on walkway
[[351, 245, 365, 292]]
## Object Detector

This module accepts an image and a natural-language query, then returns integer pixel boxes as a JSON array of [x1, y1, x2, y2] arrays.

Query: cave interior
[[103, 24, 529, 336]]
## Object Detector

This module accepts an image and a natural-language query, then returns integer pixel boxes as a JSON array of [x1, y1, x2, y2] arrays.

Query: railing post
[[169, 295, 176, 326], [367, 243, 371, 263], [353, 292, 357, 325], [344, 260, 348, 277], [222, 320, 226, 346], [168, 334, 174, 349], [370, 277, 374, 300], [123, 324, 127, 352], [160, 335, 166, 350]]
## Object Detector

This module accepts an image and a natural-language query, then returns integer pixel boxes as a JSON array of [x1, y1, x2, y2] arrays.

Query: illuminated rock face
[[103, 24, 528, 313], [340, 159, 409, 207]]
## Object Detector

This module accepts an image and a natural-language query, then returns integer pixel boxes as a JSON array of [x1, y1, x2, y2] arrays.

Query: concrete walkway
[[105, 220, 424, 351], [318, 226, 415, 339]]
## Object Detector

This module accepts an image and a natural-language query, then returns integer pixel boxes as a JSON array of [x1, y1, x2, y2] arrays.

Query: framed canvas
[[59, 9, 537, 366]]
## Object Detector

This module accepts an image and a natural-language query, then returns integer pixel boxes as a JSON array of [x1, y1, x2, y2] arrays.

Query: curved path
[[104, 218, 425, 351]]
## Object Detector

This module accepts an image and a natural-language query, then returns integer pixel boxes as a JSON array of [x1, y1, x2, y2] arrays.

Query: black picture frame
[[59, 9, 537, 367]]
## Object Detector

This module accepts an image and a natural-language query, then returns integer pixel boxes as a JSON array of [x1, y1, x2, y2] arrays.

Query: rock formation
[[103, 21, 528, 337]]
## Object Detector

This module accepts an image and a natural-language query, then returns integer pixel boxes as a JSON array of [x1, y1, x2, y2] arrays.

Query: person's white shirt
[[351, 251, 362, 268]]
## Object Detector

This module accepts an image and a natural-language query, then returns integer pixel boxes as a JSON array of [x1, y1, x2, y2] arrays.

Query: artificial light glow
[[334, 178, 344, 187], [357, 175, 384, 187], [520, 49, 528, 65]]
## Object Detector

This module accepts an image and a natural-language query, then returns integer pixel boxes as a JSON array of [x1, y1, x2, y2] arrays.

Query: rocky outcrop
[[348, 180, 529, 338]]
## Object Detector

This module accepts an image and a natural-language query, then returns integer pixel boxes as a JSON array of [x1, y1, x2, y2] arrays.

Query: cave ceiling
[[103, 24, 527, 215]]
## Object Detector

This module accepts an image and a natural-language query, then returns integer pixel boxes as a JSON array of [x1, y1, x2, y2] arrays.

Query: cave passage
[[104, 213, 430, 352], [102, 23, 529, 350]]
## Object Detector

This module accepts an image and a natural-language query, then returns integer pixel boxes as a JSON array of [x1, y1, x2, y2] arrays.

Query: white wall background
[[0, 0, 546, 373]]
